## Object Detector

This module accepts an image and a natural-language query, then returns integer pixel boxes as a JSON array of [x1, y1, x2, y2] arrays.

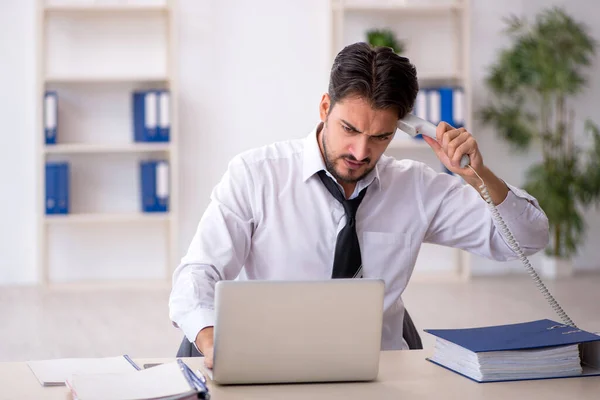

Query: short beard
[[321, 125, 374, 184]]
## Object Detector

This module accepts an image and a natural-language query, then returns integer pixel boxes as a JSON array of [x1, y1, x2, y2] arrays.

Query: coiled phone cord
[[466, 164, 577, 328]]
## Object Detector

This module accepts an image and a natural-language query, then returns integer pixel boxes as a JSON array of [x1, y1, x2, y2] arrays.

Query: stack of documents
[[66, 361, 208, 400], [27, 355, 209, 399], [27, 356, 139, 386], [425, 319, 600, 383]]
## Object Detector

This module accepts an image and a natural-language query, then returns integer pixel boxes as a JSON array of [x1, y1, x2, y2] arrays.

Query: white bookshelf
[[45, 212, 171, 224], [36, 0, 179, 285], [334, 0, 464, 12], [330, 0, 472, 280], [45, 75, 170, 83], [43, 143, 172, 154], [44, 2, 168, 12]]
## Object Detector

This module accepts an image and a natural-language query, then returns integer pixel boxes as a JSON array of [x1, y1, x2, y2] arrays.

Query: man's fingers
[[435, 121, 455, 142], [203, 348, 214, 369], [447, 130, 470, 161], [452, 137, 476, 168], [423, 135, 444, 159]]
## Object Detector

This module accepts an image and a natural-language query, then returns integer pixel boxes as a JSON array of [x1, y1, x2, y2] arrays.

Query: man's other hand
[[195, 326, 214, 369]]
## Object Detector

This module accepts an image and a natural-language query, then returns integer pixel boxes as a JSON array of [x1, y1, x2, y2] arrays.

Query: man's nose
[[350, 135, 370, 161]]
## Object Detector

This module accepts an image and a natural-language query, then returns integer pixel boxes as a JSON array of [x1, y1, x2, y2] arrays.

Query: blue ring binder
[[177, 359, 210, 399]]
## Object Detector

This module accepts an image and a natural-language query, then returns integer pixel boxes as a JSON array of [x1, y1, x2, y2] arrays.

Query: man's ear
[[319, 93, 331, 122]]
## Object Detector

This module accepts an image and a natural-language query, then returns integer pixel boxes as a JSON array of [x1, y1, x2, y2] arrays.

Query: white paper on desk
[[27, 356, 137, 386], [67, 361, 197, 400], [197, 363, 213, 382]]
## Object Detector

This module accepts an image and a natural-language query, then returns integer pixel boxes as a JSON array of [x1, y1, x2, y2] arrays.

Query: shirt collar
[[302, 122, 382, 194]]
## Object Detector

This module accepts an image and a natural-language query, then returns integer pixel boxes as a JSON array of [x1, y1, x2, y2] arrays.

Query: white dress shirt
[[169, 123, 550, 350]]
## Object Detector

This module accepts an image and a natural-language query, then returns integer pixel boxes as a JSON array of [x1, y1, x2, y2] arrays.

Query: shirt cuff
[[495, 186, 528, 218], [493, 182, 549, 238], [495, 182, 542, 215], [175, 308, 216, 345]]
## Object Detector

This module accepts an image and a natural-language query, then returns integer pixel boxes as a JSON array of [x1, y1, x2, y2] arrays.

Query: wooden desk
[[2, 350, 599, 400]]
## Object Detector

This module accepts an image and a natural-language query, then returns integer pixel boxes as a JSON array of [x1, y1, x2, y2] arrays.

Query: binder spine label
[[158, 90, 170, 142], [145, 92, 158, 141], [453, 88, 465, 127], [416, 91, 427, 120], [155, 161, 169, 211], [145, 92, 157, 129], [155, 161, 169, 199], [140, 160, 168, 213], [428, 90, 441, 124], [45, 92, 57, 144], [159, 91, 170, 128]]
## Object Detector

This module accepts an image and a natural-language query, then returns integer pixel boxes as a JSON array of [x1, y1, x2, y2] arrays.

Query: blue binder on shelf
[[45, 162, 69, 215], [425, 319, 600, 383], [158, 89, 170, 142], [416, 86, 465, 176], [140, 160, 169, 213], [44, 91, 58, 145], [438, 86, 465, 128], [426, 88, 441, 126], [418, 86, 465, 129], [133, 90, 159, 142]]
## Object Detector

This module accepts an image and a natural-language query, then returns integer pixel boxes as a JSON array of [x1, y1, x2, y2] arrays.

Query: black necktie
[[317, 170, 368, 279]]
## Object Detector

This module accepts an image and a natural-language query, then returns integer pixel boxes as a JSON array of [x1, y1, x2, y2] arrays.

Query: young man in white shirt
[[169, 42, 550, 368]]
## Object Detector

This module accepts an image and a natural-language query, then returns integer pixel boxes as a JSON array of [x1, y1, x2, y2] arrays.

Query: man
[[169, 42, 550, 368]]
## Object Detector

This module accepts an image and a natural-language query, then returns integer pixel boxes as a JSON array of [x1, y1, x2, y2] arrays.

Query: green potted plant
[[479, 6, 600, 278], [366, 28, 405, 54]]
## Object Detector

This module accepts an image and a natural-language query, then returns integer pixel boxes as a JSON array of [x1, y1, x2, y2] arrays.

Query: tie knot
[[317, 170, 368, 223], [342, 197, 362, 221]]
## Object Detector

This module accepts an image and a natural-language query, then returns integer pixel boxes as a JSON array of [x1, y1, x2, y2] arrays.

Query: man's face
[[318, 94, 398, 184]]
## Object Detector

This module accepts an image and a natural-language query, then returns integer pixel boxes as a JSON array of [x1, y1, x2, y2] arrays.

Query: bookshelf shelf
[[329, 0, 472, 280], [36, 0, 179, 285], [44, 2, 168, 13], [417, 71, 464, 84], [334, 1, 464, 13], [44, 143, 172, 154], [45, 212, 171, 224], [45, 75, 169, 84]]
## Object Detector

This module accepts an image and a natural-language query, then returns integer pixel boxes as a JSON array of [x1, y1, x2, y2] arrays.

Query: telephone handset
[[397, 114, 576, 328]]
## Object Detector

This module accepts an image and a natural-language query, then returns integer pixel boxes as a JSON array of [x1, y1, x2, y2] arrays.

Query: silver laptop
[[210, 278, 385, 385]]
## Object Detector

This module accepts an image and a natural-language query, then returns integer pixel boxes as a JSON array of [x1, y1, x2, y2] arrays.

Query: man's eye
[[371, 135, 390, 142], [342, 125, 352, 132]]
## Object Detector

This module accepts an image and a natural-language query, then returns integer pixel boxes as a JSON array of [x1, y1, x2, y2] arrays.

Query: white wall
[[176, 0, 332, 269], [0, 0, 37, 284], [1, 0, 599, 284]]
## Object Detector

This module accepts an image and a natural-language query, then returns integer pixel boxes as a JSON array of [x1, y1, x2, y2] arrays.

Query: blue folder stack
[[140, 160, 169, 213], [425, 319, 600, 383], [45, 162, 70, 215], [132, 89, 170, 143]]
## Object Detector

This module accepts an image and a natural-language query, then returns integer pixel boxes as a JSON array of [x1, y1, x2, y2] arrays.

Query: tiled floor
[[1, 274, 599, 362]]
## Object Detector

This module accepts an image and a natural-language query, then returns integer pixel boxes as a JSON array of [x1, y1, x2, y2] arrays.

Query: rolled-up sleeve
[[169, 155, 256, 343], [420, 167, 550, 262], [492, 182, 550, 252]]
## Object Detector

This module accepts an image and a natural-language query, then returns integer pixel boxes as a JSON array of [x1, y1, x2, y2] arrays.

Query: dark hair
[[328, 42, 419, 119]]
